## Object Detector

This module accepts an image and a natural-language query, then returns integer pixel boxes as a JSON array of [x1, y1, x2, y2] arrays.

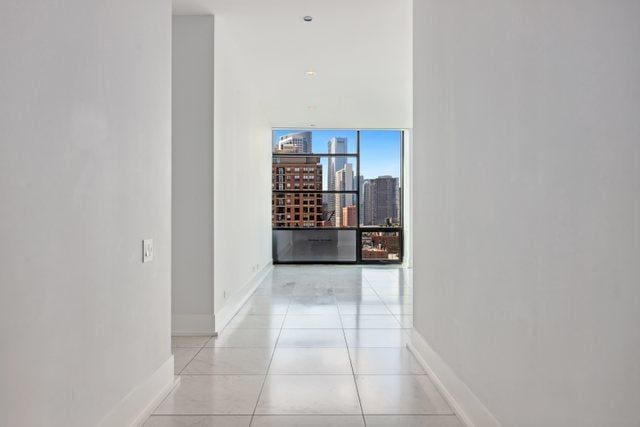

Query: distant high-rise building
[[358, 175, 365, 225], [327, 137, 347, 225], [362, 175, 399, 226], [272, 156, 323, 227], [334, 163, 355, 226], [362, 179, 371, 225], [376, 175, 399, 225], [277, 131, 312, 154]]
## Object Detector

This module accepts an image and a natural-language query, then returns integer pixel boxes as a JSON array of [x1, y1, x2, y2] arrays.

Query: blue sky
[[359, 130, 402, 180], [273, 129, 401, 183]]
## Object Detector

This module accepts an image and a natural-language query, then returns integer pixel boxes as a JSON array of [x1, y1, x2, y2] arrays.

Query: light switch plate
[[142, 239, 153, 263]]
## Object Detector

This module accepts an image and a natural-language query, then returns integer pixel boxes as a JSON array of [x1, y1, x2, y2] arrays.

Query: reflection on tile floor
[[146, 266, 462, 426]]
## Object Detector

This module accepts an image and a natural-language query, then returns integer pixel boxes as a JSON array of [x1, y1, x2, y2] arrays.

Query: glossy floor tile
[[237, 302, 289, 315], [380, 295, 413, 305], [171, 336, 212, 348], [344, 329, 410, 348], [385, 304, 414, 315], [338, 304, 392, 315], [349, 348, 426, 374], [396, 314, 414, 328], [173, 347, 200, 374], [148, 266, 462, 426], [154, 375, 264, 415], [205, 328, 280, 348], [290, 295, 336, 305], [340, 314, 402, 329], [269, 348, 352, 374], [251, 415, 364, 426], [365, 415, 463, 427], [255, 375, 361, 414], [336, 295, 384, 305], [226, 314, 285, 329], [276, 328, 345, 347], [144, 415, 251, 426], [182, 348, 273, 374], [282, 314, 343, 329], [356, 375, 453, 415], [286, 304, 340, 315], [334, 287, 378, 296]]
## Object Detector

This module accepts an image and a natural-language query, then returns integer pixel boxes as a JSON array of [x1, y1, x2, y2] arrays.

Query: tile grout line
[[176, 336, 213, 375], [150, 338, 212, 419], [358, 273, 399, 424], [248, 286, 292, 426], [364, 275, 406, 330], [338, 301, 368, 427], [367, 273, 414, 347]]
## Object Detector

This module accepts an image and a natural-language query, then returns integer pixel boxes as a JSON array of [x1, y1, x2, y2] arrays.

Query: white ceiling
[[173, 0, 412, 129]]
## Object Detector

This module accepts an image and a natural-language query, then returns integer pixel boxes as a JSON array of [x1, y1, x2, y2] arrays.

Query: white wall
[[171, 4, 285, 333], [0, 1, 173, 425], [211, 14, 272, 323], [172, 16, 215, 335], [171, 11, 272, 335], [413, 1, 640, 426]]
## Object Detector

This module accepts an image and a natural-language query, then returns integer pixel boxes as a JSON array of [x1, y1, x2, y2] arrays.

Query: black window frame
[[272, 129, 404, 265]]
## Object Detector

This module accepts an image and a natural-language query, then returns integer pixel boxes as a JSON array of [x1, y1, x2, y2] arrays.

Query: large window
[[272, 129, 403, 263]]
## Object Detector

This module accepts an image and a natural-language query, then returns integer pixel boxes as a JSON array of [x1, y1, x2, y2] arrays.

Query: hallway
[[146, 266, 461, 426]]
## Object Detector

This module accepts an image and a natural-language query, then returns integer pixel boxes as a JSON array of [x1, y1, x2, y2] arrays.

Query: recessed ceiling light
[[303, 16, 313, 22], [305, 70, 317, 77], [307, 106, 317, 111]]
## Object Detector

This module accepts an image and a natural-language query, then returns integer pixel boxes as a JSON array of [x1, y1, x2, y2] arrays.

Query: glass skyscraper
[[326, 137, 347, 225]]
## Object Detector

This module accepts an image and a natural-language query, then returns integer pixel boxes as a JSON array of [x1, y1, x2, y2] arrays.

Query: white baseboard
[[172, 313, 215, 336], [408, 329, 500, 427], [214, 262, 273, 333], [98, 355, 179, 427]]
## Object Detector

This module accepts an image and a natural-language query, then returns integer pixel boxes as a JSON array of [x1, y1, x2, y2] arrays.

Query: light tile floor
[[146, 266, 463, 426]]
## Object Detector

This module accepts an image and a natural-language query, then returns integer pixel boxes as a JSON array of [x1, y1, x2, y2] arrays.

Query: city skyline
[[273, 129, 401, 183]]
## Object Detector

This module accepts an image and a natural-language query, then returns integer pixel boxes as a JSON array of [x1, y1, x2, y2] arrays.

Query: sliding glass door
[[272, 129, 403, 264]]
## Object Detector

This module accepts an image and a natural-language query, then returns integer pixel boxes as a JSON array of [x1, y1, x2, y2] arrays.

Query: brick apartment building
[[272, 155, 323, 227], [361, 231, 401, 259], [341, 205, 357, 227]]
